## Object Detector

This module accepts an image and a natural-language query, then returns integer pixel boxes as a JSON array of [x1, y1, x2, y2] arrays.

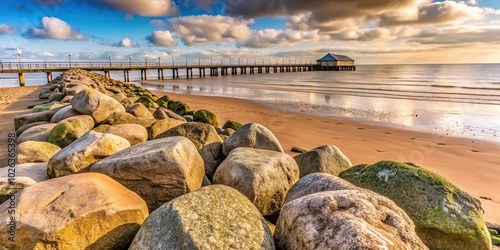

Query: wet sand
[[0, 86, 498, 226]]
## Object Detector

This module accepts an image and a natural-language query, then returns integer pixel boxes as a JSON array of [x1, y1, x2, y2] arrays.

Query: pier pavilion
[[316, 53, 356, 71]]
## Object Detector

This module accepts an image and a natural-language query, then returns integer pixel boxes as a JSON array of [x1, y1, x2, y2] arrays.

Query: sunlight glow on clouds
[[98, 0, 177, 16], [147, 30, 177, 47]]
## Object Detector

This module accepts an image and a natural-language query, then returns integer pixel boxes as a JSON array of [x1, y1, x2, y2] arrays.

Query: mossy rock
[[291, 146, 309, 153], [32, 102, 59, 112], [492, 235, 500, 246], [184, 110, 195, 116], [193, 110, 219, 127], [47, 116, 94, 148], [156, 99, 169, 109], [157, 95, 170, 104], [339, 161, 491, 250], [135, 96, 158, 108], [490, 228, 499, 236], [0, 195, 11, 204], [222, 120, 242, 130], [167, 100, 190, 116]]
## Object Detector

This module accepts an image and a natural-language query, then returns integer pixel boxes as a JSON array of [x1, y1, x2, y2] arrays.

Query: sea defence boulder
[[147, 118, 184, 140], [89, 137, 205, 212], [294, 145, 352, 177], [50, 105, 81, 123], [126, 103, 155, 119], [274, 190, 428, 250], [47, 131, 130, 178], [101, 111, 156, 128], [94, 124, 148, 146], [284, 173, 359, 204], [17, 141, 61, 164], [340, 161, 491, 250], [0, 163, 49, 203], [157, 122, 223, 177], [193, 109, 219, 127], [213, 147, 299, 216], [14, 105, 67, 130], [129, 185, 275, 249], [71, 88, 125, 123], [222, 123, 284, 156], [47, 115, 95, 148], [17, 123, 57, 144], [0, 173, 149, 249]]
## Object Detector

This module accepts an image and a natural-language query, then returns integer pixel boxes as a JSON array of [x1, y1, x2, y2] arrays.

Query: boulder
[[129, 185, 275, 249], [222, 120, 242, 130], [135, 96, 158, 108], [340, 161, 491, 250], [62, 82, 90, 96], [126, 103, 155, 119], [213, 147, 299, 216], [0, 173, 149, 249], [291, 146, 309, 153], [167, 100, 190, 116], [193, 109, 219, 127], [32, 102, 66, 113], [121, 96, 139, 107], [101, 111, 156, 127], [158, 107, 187, 122], [218, 128, 235, 137], [14, 105, 67, 130], [71, 88, 126, 123], [147, 118, 184, 140], [47, 115, 95, 148], [89, 137, 205, 212], [294, 145, 352, 177], [94, 124, 148, 146], [157, 122, 223, 176], [0, 163, 49, 203], [47, 131, 130, 178], [111, 92, 127, 103], [48, 92, 65, 102], [17, 123, 57, 144], [152, 108, 170, 120], [50, 105, 81, 123], [284, 173, 359, 204], [38, 90, 52, 99], [15, 121, 49, 137], [17, 141, 61, 164], [274, 190, 428, 250], [222, 123, 283, 156]]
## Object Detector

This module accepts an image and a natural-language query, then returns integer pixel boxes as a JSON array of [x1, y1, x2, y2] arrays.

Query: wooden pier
[[0, 59, 355, 86]]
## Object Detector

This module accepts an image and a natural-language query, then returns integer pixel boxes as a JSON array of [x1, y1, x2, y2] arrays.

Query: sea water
[[1, 64, 499, 141]]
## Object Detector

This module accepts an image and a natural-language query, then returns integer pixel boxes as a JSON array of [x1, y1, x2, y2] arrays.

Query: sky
[[0, 0, 499, 65]]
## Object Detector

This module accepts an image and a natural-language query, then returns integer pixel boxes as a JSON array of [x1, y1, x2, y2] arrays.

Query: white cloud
[[26, 17, 85, 40], [98, 0, 177, 16], [113, 38, 135, 47], [168, 15, 253, 46], [0, 24, 15, 34], [43, 52, 55, 57], [146, 30, 177, 47], [243, 28, 323, 48]]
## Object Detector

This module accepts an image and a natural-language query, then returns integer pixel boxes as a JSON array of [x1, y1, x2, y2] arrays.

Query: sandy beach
[[0, 85, 499, 226]]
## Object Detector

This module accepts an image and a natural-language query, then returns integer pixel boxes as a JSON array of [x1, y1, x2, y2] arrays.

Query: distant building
[[316, 53, 355, 71]]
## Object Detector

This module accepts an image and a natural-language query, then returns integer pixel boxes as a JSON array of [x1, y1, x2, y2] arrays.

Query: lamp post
[[68, 55, 71, 68], [145, 57, 148, 68], [108, 56, 112, 67], [17, 49, 22, 69], [158, 57, 161, 67], [88, 55, 92, 67], [128, 56, 132, 68]]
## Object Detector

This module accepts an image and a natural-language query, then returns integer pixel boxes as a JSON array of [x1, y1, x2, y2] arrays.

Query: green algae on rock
[[222, 120, 242, 130], [135, 95, 158, 108], [167, 100, 190, 116], [193, 109, 219, 127], [339, 160, 491, 250]]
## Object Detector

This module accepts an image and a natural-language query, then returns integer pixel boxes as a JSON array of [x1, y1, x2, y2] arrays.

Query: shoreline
[[0, 84, 498, 226], [150, 89, 500, 225]]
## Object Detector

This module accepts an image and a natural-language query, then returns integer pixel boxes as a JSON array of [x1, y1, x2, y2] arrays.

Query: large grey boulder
[[284, 173, 359, 204], [126, 103, 155, 119], [213, 147, 299, 216], [0, 163, 49, 203], [47, 131, 130, 178], [62, 82, 90, 96], [71, 88, 125, 123], [147, 118, 184, 140], [157, 122, 223, 177], [14, 105, 67, 130], [0, 173, 149, 249], [47, 115, 95, 148], [294, 145, 352, 177], [157, 107, 187, 122], [15, 121, 49, 137], [101, 111, 156, 127], [222, 123, 283, 156], [17, 141, 61, 164], [129, 185, 275, 250], [274, 190, 428, 250], [89, 137, 205, 212], [94, 124, 148, 146], [340, 161, 492, 250], [50, 105, 81, 123], [17, 123, 57, 144]]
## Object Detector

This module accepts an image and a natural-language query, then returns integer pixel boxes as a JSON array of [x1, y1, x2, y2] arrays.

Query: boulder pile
[[0, 69, 492, 249]]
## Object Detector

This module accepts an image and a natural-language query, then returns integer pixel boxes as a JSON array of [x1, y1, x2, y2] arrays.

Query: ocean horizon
[[1, 63, 499, 142]]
